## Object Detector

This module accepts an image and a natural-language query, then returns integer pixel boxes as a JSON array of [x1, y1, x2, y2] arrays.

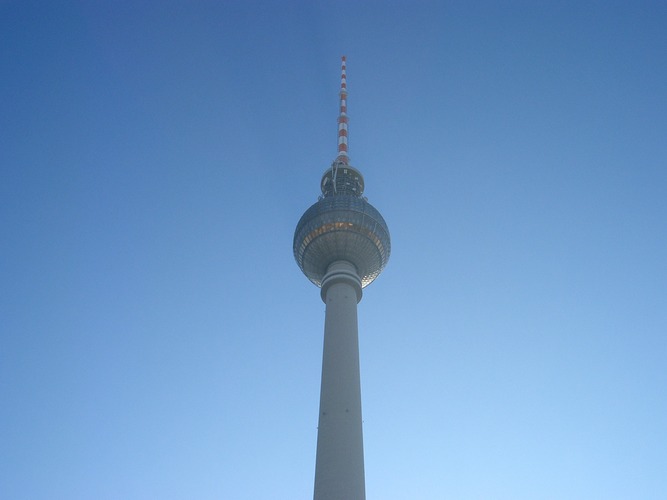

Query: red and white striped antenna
[[335, 56, 349, 165]]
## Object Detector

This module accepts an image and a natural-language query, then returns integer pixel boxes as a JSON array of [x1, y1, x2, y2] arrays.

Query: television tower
[[294, 56, 391, 500]]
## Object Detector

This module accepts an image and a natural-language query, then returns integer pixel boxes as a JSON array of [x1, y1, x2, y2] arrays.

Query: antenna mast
[[335, 56, 349, 165]]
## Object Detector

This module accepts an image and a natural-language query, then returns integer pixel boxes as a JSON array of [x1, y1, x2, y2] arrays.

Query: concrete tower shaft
[[314, 261, 365, 499]]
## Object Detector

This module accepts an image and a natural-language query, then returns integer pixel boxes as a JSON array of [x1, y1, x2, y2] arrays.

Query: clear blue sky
[[2, 1, 666, 499]]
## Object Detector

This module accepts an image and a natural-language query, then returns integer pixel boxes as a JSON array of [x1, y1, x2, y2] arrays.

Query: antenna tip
[[342, 55, 346, 62]]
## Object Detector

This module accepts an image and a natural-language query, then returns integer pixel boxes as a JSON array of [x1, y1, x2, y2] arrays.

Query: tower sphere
[[293, 163, 391, 288]]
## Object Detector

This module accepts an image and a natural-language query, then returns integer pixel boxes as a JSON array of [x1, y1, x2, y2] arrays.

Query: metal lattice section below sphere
[[294, 195, 391, 288]]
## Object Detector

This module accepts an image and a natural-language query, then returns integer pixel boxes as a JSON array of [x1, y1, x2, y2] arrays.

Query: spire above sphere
[[320, 55, 364, 198], [335, 55, 349, 165], [294, 57, 390, 289]]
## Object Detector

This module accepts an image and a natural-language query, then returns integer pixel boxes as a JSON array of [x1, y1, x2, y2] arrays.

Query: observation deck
[[293, 162, 391, 288]]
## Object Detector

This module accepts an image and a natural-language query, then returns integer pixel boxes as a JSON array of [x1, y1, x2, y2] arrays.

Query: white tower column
[[314, 260, 365, 500]]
